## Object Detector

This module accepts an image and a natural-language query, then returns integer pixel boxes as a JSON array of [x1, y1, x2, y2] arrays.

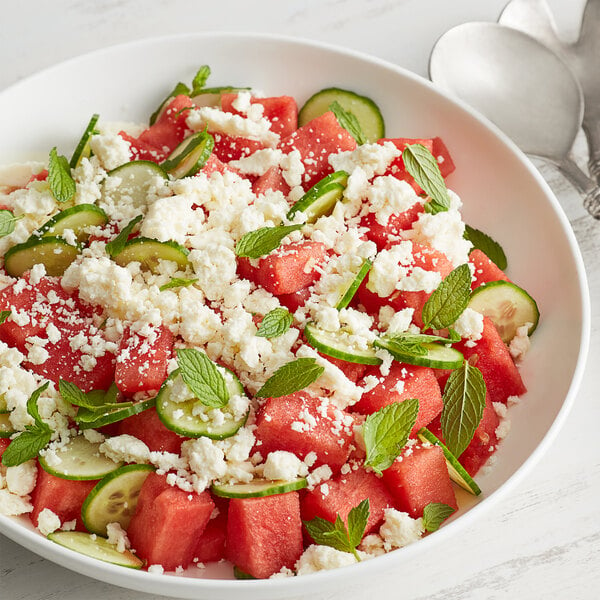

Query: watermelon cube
[[226, 492, 303, 579], [193, 504, 228, 563], [361, 203, 424, 251], [118, 131, 164, 164], [212, 132, 265, 163], [252, 166, 291, 196], [276, 286, 312, 313], [432, 136, 456, 179], [469, 249, 510, 290], [117, 407, 186, 455]]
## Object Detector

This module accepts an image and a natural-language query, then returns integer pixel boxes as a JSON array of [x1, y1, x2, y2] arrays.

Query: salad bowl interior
[[0, 32, 589, 600]]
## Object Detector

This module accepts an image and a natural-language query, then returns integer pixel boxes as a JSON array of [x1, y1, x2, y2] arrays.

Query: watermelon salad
[[0, 66, 540, 579]]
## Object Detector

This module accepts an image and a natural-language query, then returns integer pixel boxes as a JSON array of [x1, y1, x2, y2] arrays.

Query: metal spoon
[[500, 0, 600, 182], [429, 21, 600, 218]]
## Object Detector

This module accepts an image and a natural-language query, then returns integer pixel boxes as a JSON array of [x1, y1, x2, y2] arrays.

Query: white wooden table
[[1, 1, 598, 598]]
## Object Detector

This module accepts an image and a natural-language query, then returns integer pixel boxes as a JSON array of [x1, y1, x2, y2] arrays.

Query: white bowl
[[0, 32, 590, 600]]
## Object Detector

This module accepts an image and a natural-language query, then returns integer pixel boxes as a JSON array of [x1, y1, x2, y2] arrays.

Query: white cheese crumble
[[262, 451, 308, 480], [37, 508, 62, 536], [379, 508, 424, 550]]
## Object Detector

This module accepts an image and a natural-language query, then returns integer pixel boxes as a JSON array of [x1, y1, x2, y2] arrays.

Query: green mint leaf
[[1, 426, 53, 467], [421, 264, 472, 330], [441, 361, 486, 457], [48, 147, 76, 203], [105, 215, 143, 257], [347, 499, 370, 549], [0, 310, 11, 325], [255, 357, 324, 398], [191, 65, 211, 95], [159, 277, 198, 292], [234, 224, 303, 259], [149, 82, 191, 126], [464, 225, 508, 270], [0, 209, 23, 238], [329, 101, 367, 145], [256, 307, 293, 339], [26, 382, 50, 425], [176, 348, 229, 409], [422, 502, 456, 532], [59, 379, 99, 409], [403, 143, 450, 214], [447, 328, 462, 343], [363, 398, 419, 474]]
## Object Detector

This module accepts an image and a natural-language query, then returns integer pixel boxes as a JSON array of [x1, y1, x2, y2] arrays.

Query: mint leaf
[[191, 65, 211, 95], [363, 398, 419, 474], [329, 101, 367, 145], [441, 362, 486, 457], [176, 348, 229, 409], [421, 264, 472, 330], [422, 502, 456, 532], [0, 210, 23, 238], [304, 499, 370, 560], [255, 357, 324, 398], [403, 143, 450, 214], [235, 224, 303, 259], [59, 379, 104, 410], [159, 277, 198, 292], [256, 307, 293, 339], [26, 382, 50, 423], [105, 215, 142, 257], [48, 147, 76, 203], [0, 310, 10, 325], [464, 225, 508, 270]]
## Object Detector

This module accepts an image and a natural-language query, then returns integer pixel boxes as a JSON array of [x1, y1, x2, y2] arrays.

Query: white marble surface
[[1, 1, 599, 599]]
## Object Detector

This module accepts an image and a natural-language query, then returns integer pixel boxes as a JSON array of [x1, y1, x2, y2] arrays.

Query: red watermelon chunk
[[30, 466, 97, 531], [252, 165, 291, 197], [117, 407, 186, 455], [212, 132, 265, 163], [237, 241, 328, 296], [276, 286, 312, 313], [361, 203, 424, 251], [0, 438, 10, 456], [469, 249, 510, 290], [115, 324, 173, 395], [379, 138, 434, 194], [254, 392, 353, 472], [354, 363, 443, 435], [301, 465, 396, 537], [383, 444, 457, 518], [320, 354, 367, 384], [118, 131, 165, 163], [279, 111, 357, 189], [226, 492, 303, 579], [127, 472, 214, 571], [432, 136, 456, 179], [193, 503, 228, 563]]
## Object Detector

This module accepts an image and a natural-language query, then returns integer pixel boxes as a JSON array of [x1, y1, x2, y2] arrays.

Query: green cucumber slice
[[468, 280, 539, 343], [211, 477, 307, 499], [106, 160, 168, 208], [417, 427, 481, 495], [81, 463, 155, 535], [4, 236, 80, 277], [335, 258, 373, 310], [70, 113, 100, 169], [38, 435, 123, 480], [161, 130, 215, 179], [233, 565, 257, 579], [47, 531, 144, 569], [374, 337, 464, 369], [112, 237, 189, 272], [286, 171, 349, 223], [156, 370, 248, 439], [299, 87, 385, 143], [76, 397, 155, 430], [0, 413, 15, 438], [35, 204, 108, 243], [304, 321, 382, 366]]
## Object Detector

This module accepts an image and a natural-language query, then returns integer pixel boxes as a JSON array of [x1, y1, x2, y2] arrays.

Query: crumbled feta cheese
[[295, 544, 358, 575], [509, 323, 532, 361], [379, 508, 424, 550], [106, 521, 131, 553], [37, 508, 61, 536], [262, 451, 308, 480], [99, 435, 150, 464]]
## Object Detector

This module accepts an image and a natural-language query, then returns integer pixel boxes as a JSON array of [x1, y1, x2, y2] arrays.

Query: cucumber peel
[[161, 130, 215, 179], [112, 237, 189, 272], [35, 204, 108, 243], [287, 171, 349, 223], [4, 236, 80, 277], [211, 477, 307, 499]]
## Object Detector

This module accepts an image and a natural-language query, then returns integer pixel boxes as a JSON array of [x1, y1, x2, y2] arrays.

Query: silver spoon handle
[[557, 155, 600, 219]]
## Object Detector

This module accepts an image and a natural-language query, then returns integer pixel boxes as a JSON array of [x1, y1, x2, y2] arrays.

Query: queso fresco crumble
[[0, 68, 538, 579]]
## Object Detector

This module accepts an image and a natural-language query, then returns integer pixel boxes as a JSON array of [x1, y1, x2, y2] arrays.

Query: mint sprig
[[255, 357, 324, 398], [363, 398, 420, 474], [256, 307, 293, 339], [402, 143, 450, 214], [159, 277, 198, 292], [464, 225, 508, 270], [329, 101, 367, 145], [234, 224, 303, 259], [304, 499, 370, 561], [191, 65, 211, 95], [105, 215, 143, 257], [441, 361, 486, 458], [176, 348, 229, 409], [0, 310, 10, 325], [421, 264, 472, 330], [48, 147, 76, 204], [0, 210, 23, 238], [1, 382, 52, 467], [422, 502, 456, 532]]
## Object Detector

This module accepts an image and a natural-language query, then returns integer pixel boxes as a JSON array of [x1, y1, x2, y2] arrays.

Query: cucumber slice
[[233, 566, 257, 579], [161, 130, 214, 179], [0, 394, 8, 413], [374, 337, 464, 369], [417, 427, 481, 495], [211, 477, 308, 499], [191, 87, 251, 109], [76, 397, 155, 430], [35, 204, 108, 243], [70, 113, 100, 169], [106, 160, 168, 208], [468, 280, 540, 343], [286, 171, 349, 223], [38, 435, 123, 480], [4, 236, 80, 277], [112, 237, 189, 272], [0, 413, 15, 438], [47, 531, 144, 569], [304, 321, 382, 366], [81, 463, 155, 535], [299, 87, 385, 143], [156, 370, 248, 439], [335, 258, 373, 310]]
